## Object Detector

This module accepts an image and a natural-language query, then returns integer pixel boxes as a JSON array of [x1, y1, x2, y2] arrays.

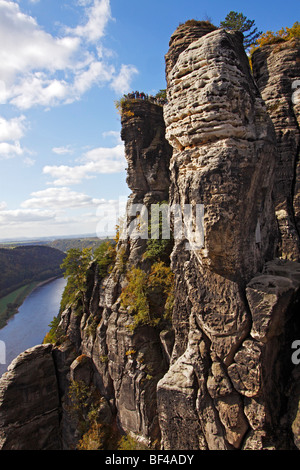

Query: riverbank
[[0, 276, 63, 330], [0, 276, 67, 376]]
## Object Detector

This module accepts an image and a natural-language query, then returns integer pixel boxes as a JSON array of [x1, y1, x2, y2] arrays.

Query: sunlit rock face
[[158, 26, 300, 450]]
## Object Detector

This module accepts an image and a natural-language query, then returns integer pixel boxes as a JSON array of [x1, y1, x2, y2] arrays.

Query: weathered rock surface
[[0, 23, 300, 452], [165, 20, 217, 85], [0, 344, 60, 450], [157, 26, 300, 450], [56, 99, 173, 448], [252, 39, 300, 261]]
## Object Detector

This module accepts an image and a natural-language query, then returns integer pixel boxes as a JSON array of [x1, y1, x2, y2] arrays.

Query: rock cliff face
[[0, 345, 60, 450], [60, 99, 173, 449], [157, 27, 300, 450], [252, 39, 300, 261], [0, 22, 299, 451]]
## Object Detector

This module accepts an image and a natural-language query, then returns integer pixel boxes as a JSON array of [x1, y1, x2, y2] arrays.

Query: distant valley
[[0, 237, 110, 329]]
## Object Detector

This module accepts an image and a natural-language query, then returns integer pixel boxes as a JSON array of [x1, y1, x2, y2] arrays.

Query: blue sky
[[0, 0, 298, 240]]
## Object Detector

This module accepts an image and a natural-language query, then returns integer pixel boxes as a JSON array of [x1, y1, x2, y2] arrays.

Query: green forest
[[0, 245, 65, 299], [0, 245, 66, 328]]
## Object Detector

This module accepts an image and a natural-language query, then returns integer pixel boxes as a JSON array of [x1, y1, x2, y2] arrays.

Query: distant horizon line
[[0, 232, 115, 243]]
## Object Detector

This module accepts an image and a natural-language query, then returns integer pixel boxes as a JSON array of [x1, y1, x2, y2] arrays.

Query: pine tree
[[220, 11, 262, 50]]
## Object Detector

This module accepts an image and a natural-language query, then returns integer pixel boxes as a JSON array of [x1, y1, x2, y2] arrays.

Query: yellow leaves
[[250, 22, 300, 55]]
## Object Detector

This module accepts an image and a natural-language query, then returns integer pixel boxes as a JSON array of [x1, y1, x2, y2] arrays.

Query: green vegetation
[[68, 378, 150, 450], [60, 247, 93, 312], [68, 379, 120, 450], [94, 241, 116, 278], [155, 89, 167, 100], [48, 237, 111, 253], [59, 241, 116, 313], [0, 245, 65, 300], [43, 315, 65, 345], [120, 261, 174, 330], [118, 435, 149, 450], [0, 282, 39, 329], [220, 11, 262, 50], [114, 97, 135, 117], [144, 202, 173, 264]]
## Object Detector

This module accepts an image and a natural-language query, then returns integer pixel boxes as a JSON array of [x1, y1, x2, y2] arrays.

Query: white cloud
[[9, 74, 69, 109], [43, 142, 126, 185], [0, 141, 24, 159], [0, 114, 28, 158], [72, 60, 115, 97], [102, 130, 121, 143], [23, 156, 35, 167], [52, 145, 74, 155], [0, 208, 55, 225], [0, 189, 120, 239], [0, 2, 79, 84], [68, 0, 112, 43], [0, 115, 27, 141], [110, 64, 139, 94], [0, 1, 138, 110], [21, 186, 104, 209]]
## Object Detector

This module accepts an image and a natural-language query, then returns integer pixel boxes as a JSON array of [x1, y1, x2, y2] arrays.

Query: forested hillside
[[0, 245, 66, 299], [48, 237, 111, 253]]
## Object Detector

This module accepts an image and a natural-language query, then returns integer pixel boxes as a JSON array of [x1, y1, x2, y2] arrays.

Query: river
[[0, 277, 67, 377]]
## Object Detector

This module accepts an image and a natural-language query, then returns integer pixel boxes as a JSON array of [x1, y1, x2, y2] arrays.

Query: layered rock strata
[[0, 345, 61, 450], [57, 99, 173, 448], [157, 27, 300, 450], [252, 39, 300, 261], [0, 23, 300, 452]]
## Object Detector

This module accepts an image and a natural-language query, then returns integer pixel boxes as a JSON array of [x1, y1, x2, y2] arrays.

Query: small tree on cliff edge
[[220, 11, 262, 50]]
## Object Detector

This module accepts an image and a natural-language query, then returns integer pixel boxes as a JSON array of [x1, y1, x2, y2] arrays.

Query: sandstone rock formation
[[0, 344, 60, 450], [165, 20, 217, 82], [56, 99, 173, 449], [252, 39, 300, 261], [157, 26, 300, 450], [0, 22, 299, 452]]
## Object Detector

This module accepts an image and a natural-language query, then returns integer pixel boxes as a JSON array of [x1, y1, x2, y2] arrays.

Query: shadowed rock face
[[252, 39, 300, 261], [57, 99, 173, 448], [0, 25, 300, 452], [157, 28, 300, 450], [121, 100, 171, 200], [0, 345, 61, 450]]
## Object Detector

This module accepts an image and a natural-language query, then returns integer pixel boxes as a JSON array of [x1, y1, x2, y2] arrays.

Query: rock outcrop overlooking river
[[0, 20, 299, 451]]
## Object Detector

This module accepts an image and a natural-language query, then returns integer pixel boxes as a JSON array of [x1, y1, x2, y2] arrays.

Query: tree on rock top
[[220, 11, 262, 50]]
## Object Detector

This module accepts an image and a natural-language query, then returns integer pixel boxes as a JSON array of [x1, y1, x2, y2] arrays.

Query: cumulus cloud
[[0, 208, 55, 225], [0, 188, 120, 238], [0, 115, 27, 141], [0, 115, 28, 158], [52, 145, 74, 155], [23, 156, 36, 167], [0, 2, 79, 84], [110, 64, 139, 94], [67, 0, 112, 43], [21, 186, 104, 209], [0, 1, 137, 110], [43, 142, 126, 185], [0, 141, 24, 159]]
